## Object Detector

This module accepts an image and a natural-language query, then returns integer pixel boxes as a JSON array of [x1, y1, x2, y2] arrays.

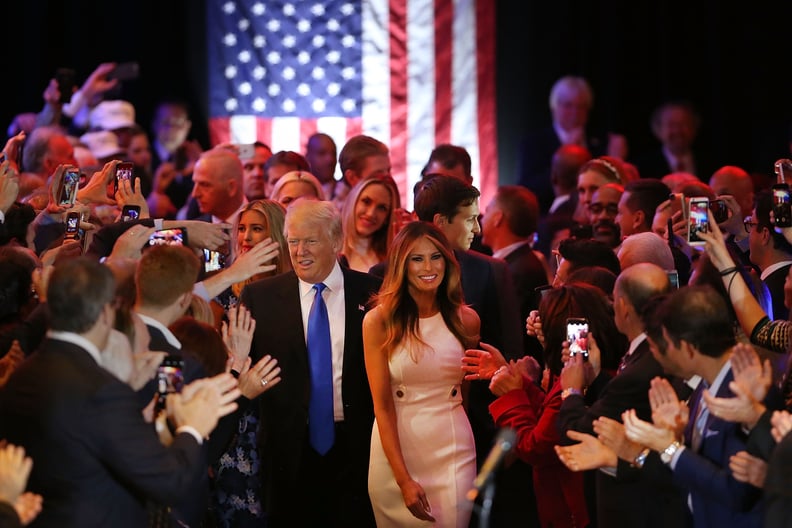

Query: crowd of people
[[1, 64, 792, 528]]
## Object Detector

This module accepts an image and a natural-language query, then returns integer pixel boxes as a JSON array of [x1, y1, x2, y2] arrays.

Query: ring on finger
[[260, 378, 268, 387]]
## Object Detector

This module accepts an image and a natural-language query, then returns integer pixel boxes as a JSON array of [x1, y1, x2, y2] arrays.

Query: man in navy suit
[[240, 198, 381, 527], [625, 285, 763, 527], [0, 257, 240, 528]]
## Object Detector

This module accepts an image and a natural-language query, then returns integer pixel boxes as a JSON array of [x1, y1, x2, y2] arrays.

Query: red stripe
[[208, 117, 231, 146], [434, 0, 453, 145], [299, 119, 318, 155], [475, 0, 498, 207], [389, 0, 409, 203], [345, 117, 364, 141], [256, 119, 273, 150]]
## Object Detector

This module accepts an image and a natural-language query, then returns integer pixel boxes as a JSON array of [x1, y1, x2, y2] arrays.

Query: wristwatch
[[561, 387, 582, 400], [632, 447, 651, 469], [660, 441, 682, 464]]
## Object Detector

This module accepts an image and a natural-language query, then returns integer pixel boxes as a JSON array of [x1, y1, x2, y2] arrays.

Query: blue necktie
[[307, 283, 334, 455]]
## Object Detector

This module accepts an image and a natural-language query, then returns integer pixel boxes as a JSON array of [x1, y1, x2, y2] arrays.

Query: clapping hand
[[555, 430, 617, 472], [462, 342, 507, 381]]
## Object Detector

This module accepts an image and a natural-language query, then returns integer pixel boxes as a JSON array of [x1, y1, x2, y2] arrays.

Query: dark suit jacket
[[240, 267, 381, 524], [502, 243, 549, 362], [0, 339, 207, 528], [630, 146, 716, 182], [674, 370, 763, 527], [558, 339, 689, 527], [517, 126, 607, 215], [763, 263, 792, 321]]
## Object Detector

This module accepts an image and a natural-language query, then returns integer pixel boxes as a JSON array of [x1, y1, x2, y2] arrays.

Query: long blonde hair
[[341, 174, 401, 264], [231, 199, 291, 297], [372, 221, 474, 357]]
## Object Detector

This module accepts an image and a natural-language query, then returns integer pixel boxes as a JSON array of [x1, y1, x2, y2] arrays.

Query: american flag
[[206, 0, 497, 209]]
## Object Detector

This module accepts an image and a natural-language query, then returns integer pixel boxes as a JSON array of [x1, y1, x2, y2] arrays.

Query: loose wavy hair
[[372, 221, 474, 358], [341, 175, 401, 264]]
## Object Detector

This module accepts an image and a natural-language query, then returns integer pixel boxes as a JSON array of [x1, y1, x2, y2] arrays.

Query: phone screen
[[687, 198, 710, 246], [59, 169, 81, 206], [773, 184, 792, 228], [203, 249, 226, 273], [64, 212, 80, 239], [155, 355, 185, 411], [121, 205, 140, 222], [114, 162, 134, 194], [666, 270, 680, 289], [567, 318, 589, 359], [147, 228, 186, 247]]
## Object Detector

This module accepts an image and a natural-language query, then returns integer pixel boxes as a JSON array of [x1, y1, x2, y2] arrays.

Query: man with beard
[[588, 182, 623, 248]]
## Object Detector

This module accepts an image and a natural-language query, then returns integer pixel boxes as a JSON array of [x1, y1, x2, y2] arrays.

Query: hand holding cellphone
[[121, 205, 141, 222], [64, 211, 81, 240], [107, 62, 140, 82], [55, 68, 77, 105], [687, 197, 710, 246], [235, 143, 256, 159], [155, 354, 185, 412], [566, 318, 589, 360], [772, 184, 792, 228]]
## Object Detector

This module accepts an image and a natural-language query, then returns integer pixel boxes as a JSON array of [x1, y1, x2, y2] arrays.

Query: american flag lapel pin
[[358, 304, 365, 311]]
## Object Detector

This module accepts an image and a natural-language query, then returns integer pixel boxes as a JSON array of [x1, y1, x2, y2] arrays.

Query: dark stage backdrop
[[6, 1, 792, 184]]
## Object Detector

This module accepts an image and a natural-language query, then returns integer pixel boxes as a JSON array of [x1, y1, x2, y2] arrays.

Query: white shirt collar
[[135, 313, 182, 350], [298, 260, 344, 300], [625, 332, 647, 358], [492, 240, 531, 260], [47, 330, 103, 364], [548, 194, 571, 214], [760, 260, 792, 281]]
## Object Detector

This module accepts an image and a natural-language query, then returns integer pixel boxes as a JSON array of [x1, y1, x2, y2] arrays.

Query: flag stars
[[224, 98, 238, 112], [283, 66, 296, 80], [312, 35, 325, 48], [342, 67, 356, 80], [253, 35, 266, 48], [312, 99, 326, 113], [238, 18, 250, 31], [223, 33, 237, 46], [327, 19, 339, 31], [283, 34, 296, 48], [298, 51, 311, 65], [239, 82, 252, 96], [267, 51, 281, 64], [297, 19, 311, 32], [267, 19, 280, 32], [312, 66, 325, 80], [222, 1, 235, 14], [311, 4, 325, 16], [252, 98, 266, 112], [251, 2, 266, 15], [342, 99, 356, 112], [341, 35, 356, 48], [327, 82, 340, 96], [340, 3, 355, 16], [268, 84, 281, 97], [283, 3, 295, 16], [326, 50, 340, 64], [297, 83, 310, 96], [238, 50, 252, 63], [282, 99, 296, 112], [252, 65, 266, 79]]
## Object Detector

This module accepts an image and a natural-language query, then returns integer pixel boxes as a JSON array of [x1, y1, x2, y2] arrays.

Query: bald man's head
[[709, 165, 754, 217]]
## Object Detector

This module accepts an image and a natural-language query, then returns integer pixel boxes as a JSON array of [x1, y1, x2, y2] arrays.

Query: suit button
[[396, 390, 404, 398]]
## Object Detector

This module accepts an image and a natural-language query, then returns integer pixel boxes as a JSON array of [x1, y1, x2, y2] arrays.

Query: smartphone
[[64, 211, 80, 240], [687, 197, 710, 246], [121, 204, 141, 222], [566, 317, 589, 360], [107, 61, 140, 82], [146, 227, 187, 247], [772, 183, 792, 228], [666, 270, 680, 289], [534, 284, 553, 300], [203, 248, 226, 273], [55, 67, 77, 104], [711, 198, 729, 224], [235, 143, 256, 159], [58, 168, 81, 206], [114, 162, 134, 195], [155, 354, 185, 411], [669, 192, 685, 219]]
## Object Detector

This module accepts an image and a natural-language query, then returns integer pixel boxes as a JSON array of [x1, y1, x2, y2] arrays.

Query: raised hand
[[489, 363, 524, 397], [238, 354, 282, 399], [729, 450, 767, 488], [462, 342, 507, 381], [648, 377, 689, 437], [223, 304, 257, 370], [623, 409, 677, 452]]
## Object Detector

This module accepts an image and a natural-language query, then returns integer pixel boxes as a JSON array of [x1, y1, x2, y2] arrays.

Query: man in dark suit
[[624, 285, 764, 527], [0, 257, 239, 528], [747, 189, 792, 321], [557, 263, 689, 527], [240, 198, 381, 527]]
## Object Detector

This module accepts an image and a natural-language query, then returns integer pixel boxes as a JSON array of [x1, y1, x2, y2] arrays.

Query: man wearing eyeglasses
[[589, 183, 623, 248]]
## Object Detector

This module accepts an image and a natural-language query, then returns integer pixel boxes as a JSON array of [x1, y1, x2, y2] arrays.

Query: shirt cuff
[[669, 444, 686, 470], [175, 425, 204, 445], [154, 218, 164, 230], [192, 281, 210, 301]]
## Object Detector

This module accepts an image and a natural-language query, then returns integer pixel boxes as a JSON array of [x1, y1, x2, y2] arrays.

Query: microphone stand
[[478, 475, 497, 528]]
